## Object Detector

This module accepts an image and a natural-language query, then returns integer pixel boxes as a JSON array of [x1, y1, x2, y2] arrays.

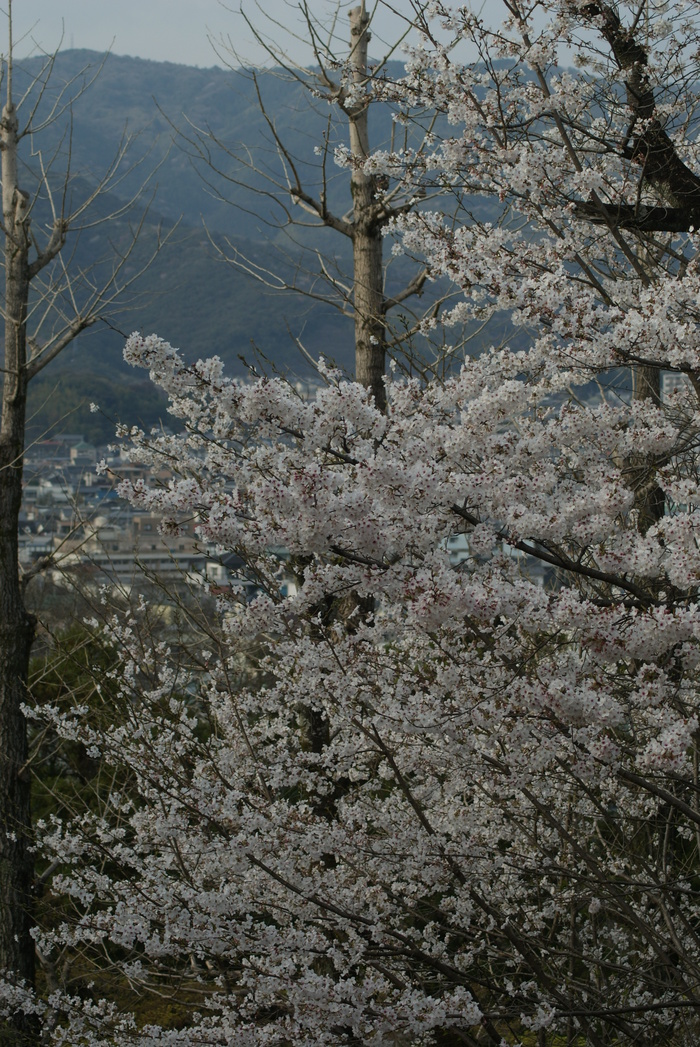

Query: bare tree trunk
[[0, 7, 161, 1023], [348, 4, 386, 412], [201, 4, 441, 407], [0, 92, 37, 1031]]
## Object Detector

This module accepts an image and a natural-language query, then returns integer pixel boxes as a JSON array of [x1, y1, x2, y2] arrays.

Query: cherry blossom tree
[[13, 1, 700, 1044]]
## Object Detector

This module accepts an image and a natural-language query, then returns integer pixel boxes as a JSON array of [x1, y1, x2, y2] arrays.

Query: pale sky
[[5, 1, 415, 69]]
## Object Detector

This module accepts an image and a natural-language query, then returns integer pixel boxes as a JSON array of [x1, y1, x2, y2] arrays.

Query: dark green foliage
[[29, 623, 119, 824], [26, 370, 169, 445]]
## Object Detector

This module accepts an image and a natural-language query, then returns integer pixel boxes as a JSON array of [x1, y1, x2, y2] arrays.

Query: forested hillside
[[17, 48, 490, 440], [15, 51, 340, 438]]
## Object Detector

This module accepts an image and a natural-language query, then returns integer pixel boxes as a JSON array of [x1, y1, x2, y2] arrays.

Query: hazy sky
[[6, 1, 414, 69]]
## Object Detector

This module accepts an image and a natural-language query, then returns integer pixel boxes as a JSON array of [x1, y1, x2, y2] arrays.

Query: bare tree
[[0, 6, 165, 1037], [177, 1, 467, 403]]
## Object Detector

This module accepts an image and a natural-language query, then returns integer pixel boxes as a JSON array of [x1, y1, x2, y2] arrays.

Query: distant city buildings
[[21, 435, 253, 596], [661, 371, 691, 402]]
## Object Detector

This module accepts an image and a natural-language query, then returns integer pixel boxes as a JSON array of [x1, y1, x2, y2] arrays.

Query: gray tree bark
[[0, 9, 159, 1028], [0, 90, 38, 1041], [0, 102, 32, 956], [348, 3, 386, 411]]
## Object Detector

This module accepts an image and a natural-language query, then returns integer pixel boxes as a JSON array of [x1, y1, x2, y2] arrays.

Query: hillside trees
[[15, 0, 700, 1044], [0, 5, 164, 1039]]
